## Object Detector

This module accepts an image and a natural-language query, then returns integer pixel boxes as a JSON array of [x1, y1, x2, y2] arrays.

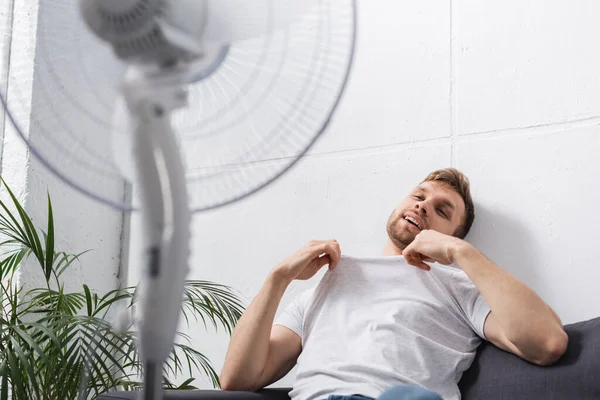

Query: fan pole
[[124, 74, 191, 400]]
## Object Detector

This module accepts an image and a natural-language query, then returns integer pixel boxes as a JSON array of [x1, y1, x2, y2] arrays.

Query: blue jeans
[[326, 384, 443, 400]]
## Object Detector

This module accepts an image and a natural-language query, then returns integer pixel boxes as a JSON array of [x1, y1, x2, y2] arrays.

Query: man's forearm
[[451, 242, 567, 358], [220, 271, 290, 389]]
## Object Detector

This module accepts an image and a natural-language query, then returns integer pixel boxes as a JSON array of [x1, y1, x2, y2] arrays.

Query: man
[[220, 168, 568, 400]]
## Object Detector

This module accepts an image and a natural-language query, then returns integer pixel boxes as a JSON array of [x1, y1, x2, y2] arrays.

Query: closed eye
[[413, 195, 424, 201], [437, 208, 448, 219]]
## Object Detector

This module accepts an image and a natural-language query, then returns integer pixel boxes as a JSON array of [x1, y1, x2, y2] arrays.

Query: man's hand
[[273, 240, 341, 283], [402, 230, 465, 271]]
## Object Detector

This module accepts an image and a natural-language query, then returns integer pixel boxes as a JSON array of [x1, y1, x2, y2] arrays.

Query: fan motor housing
[[79, 0, 208, 65]]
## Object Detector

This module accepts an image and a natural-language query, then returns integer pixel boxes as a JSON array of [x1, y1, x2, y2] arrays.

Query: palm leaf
[[1, 179, 46, 275], [9, 336, 41, 399], [91, 287, 133, 318], [0, 360, 8, 400], [27, 288, 86, 317], [175, 377, 198, 390], [171, 343, 220, 388], [6, 347, 29, 399], [0, 247, 30, 281], [44, 193, 54, 283], [54, 250, 91, 278], [181, 281, 244, 335], [83, 285, 93, 317], [0, 179, 28, 243], [0, 179, 245, 398]]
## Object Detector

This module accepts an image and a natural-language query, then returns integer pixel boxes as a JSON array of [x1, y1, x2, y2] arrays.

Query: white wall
[[3, 0, 596, 392], [128, 0, 600, 389], [0, 0, 125, 296]]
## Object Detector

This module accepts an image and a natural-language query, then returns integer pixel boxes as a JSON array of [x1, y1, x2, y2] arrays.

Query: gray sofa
[[99, 316, 600, 400]]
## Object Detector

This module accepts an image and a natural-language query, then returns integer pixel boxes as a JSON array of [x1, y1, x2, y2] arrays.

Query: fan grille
[[0, 0, 356, 213]]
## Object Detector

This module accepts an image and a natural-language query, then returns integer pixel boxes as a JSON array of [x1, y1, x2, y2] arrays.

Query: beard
[[386, 210, 418, 250]]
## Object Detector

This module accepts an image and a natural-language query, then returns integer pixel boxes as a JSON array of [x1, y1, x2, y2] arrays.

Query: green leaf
[[9, 336, 42, 399], [83, 284, 93, 317], [45, 192, 55, 283], [175, 377, 198, 390], [90, 286, 133, 318], [1, 179, 46, 277], [21, 322, 63, 353], [6, 347, 28, 399], [26, 288, 86, 318], [78, 328, 121, 387], [54, 250, 91, 278], [0, 247, 30, 281], [0, 360, 8, 400], [12, 326, 53, 366], [0, 180, 247, 398], [171, 343, 220, 388], [0, 178, 28, 241], [181, 281, 244, 335]]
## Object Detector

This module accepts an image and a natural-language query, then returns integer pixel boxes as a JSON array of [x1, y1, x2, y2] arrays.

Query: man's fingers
[[404, 252, 431, 271], [327, 241, 342, 270], [307, 239, 336, 252], [309, 254, 331, 271], [308, 240, 340, 263], [418, 261, 431, 271]]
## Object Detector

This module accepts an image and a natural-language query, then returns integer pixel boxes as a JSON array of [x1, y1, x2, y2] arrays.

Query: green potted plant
[[0, 179, 244, 399]]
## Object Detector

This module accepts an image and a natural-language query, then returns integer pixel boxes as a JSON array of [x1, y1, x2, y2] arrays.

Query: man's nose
[[415, 202, 426, 214]]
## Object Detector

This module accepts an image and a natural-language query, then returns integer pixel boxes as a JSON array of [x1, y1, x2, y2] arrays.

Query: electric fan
[[0, 0, 356, 398]]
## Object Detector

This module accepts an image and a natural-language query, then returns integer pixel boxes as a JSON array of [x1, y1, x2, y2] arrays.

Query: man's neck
[[382, 239, 404, 256]]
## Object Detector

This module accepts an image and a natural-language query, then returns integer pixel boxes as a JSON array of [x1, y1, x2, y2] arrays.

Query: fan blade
[[111, 96, 136, 182], [202, 0, 317, 42]]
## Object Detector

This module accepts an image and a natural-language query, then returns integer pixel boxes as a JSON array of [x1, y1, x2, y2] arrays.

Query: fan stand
[[123, 66, 192, 400]]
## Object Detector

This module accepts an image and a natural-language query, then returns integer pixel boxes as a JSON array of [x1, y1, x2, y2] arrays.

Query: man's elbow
[[220, 377, 243, 392], [534, 329, 569, 366], [219, 376, 237, 392], [219, 374, 258, 392]]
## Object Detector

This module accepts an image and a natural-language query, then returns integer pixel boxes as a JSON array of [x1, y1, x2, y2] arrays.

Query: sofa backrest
[[459, 316, 600, 400]]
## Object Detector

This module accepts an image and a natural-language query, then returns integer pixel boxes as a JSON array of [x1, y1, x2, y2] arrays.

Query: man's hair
[[421, 168, 474, 239]]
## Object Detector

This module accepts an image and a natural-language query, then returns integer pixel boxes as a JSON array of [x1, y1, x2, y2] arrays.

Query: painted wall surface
[[0, 0, 125, 300], [127, 0, 600, 389], [2, 0, 598, 392]]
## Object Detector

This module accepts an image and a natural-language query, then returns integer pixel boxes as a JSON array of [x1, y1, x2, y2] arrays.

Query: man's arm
[[402, 230, 568, 366], [220, 240, 341, 391], [451, 242, 568, 366], [220, 273, 300, 391]]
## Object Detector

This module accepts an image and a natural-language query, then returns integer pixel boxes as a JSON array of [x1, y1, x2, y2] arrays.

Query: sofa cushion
[[100, 317, 600, 400], [99, 388, 291, 400], [458, 316, 600, 400]]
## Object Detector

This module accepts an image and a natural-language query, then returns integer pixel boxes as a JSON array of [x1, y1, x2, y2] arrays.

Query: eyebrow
[[417, 185, 457, 213]]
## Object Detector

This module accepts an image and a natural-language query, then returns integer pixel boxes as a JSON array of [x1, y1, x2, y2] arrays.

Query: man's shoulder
[[430, 262, 470, 280], [429, 263, 480, 299]]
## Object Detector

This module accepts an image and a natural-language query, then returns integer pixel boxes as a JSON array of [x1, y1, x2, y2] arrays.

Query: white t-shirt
[[274, 255, 491, 400]]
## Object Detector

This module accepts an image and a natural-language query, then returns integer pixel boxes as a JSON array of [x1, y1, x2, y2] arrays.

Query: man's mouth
[[403, 215, 423, 230]]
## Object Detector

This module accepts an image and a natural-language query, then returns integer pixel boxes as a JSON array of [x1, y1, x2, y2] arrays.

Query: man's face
[[386, 181, 466, 251]]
